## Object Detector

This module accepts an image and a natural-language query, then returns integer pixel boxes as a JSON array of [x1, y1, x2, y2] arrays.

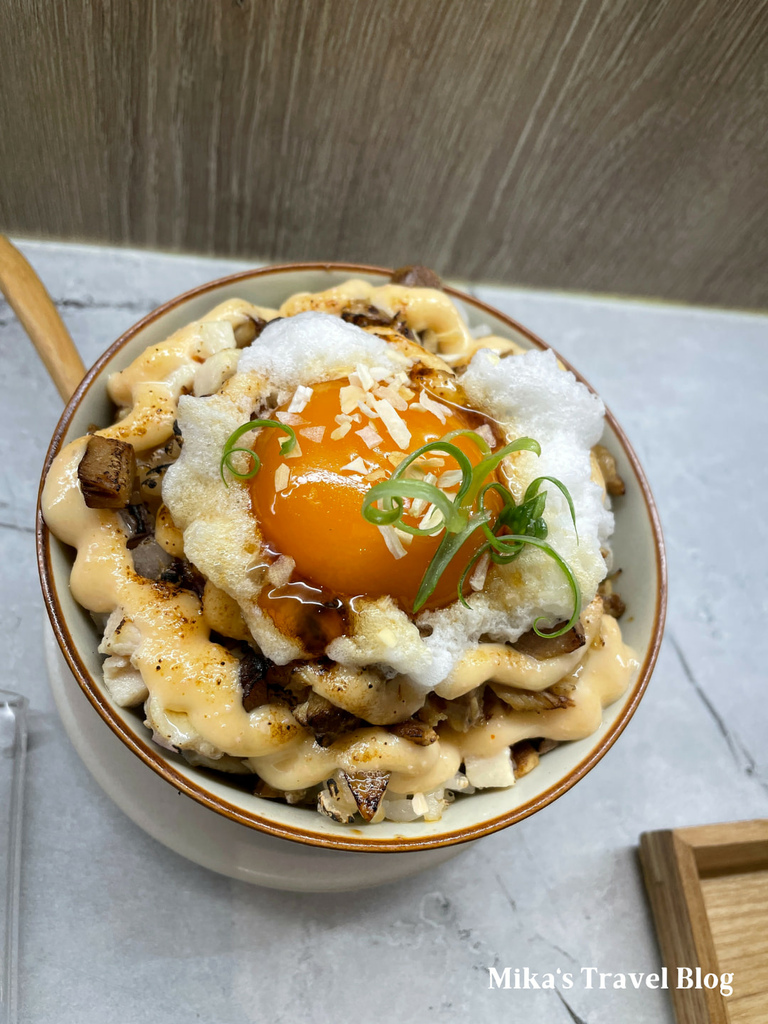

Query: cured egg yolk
[[250, 378, 495, 611]]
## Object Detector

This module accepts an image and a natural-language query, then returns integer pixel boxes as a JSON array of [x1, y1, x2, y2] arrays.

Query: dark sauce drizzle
[[254, 550, 350, 656]]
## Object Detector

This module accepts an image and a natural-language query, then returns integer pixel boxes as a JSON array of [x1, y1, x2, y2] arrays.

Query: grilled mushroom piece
[[444, 688, 486, 732], [292, 691, 361, 740], [120, 503, 154, 548], [78, 435, 136, 509], [513, 621, 586, 660], [602, 591, 626, 618], [512, 740, 540, 779], [239, 649, 273, 712], [234, 314, 268, 347], [341, 770, 391, 822], [130, 537, 175, 581], [388, 718, 438, 746], [593, 444, 625, 497], [341, 302, 416, 340], [598, 571, 626, 618], [416, 694, 449, 728], [341, 303, 394, 329], [489, 680, 575, 713], [158, 558, 207, 598], [390, 265, 443, 290]]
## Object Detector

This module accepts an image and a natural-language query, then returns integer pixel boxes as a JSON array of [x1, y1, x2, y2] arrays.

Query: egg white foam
[[237, 311, 406, 390], [409, 348, 612, 688]]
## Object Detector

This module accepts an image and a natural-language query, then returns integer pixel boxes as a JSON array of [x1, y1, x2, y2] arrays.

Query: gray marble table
[[2, 240, 766, 1024]]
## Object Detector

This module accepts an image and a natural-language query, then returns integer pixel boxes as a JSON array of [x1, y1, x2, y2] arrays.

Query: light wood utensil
[[0, 235, 86, 402]]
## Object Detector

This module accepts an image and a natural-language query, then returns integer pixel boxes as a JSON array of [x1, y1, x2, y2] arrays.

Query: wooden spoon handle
[[0, 236, 86, 402]]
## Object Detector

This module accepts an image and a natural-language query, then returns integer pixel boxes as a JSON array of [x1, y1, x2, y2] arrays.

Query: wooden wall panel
[[1, 0, 767, 307]]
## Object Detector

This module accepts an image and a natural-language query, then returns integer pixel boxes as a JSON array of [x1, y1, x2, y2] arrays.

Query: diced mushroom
[[158, 558, 207, 597], [119, 503, 154, 548], [239, 649, 273, 712], [416, 694, 449, 728], [390, 265, 443, 290], [341, 303, 395, 329], [489, 680, 575, 713], [292, 691, 360, 738], [513, 621, 586, 660], [234, 314, 268, 347], [593, 444, 625, 496], [444, 688, 486, 733], [512, 740, 540, 779], [388, 718, 438, 746], [598, 572, 626, 618], [130, 537, 175, 581], [602, 591, 626, 618], [78, 435, 136, 509], [341, 770, 391, 822]]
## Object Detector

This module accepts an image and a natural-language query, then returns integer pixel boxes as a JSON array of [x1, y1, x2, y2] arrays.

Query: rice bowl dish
[[41, 267, 639, 826]]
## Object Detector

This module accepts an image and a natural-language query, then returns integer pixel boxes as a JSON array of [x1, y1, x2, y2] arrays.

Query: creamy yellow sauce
[[250, 613, 636, 794], [42, 284, 638, 799], [44, 438, 299, 759]]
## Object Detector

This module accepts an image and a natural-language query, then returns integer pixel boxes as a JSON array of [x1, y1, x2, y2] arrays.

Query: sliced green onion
[[389, 440, 475, 505], [220, 419, 296, 485], [413, 512, 492, 612], [439, 427, 493, 457], [457, 541, 492, 609], [361, 421, 581, 624], [463, 437, 541, 508], [493, 534, 582, 637], [362, 479, 459, 534], [525, 475, 579, 541]]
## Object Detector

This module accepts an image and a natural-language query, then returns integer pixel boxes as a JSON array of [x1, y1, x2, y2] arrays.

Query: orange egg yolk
[[249, 378, 494, 611]]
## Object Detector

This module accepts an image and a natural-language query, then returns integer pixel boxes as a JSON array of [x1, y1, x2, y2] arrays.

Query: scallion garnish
[[220, 419, 296, 485], [361, 429, 581, 632]]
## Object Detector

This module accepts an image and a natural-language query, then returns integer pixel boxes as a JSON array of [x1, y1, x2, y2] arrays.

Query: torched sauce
[[41, 285, 639, 796]]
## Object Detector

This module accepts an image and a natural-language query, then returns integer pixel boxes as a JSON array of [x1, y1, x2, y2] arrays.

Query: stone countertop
[[2, 241, 766, 1024]]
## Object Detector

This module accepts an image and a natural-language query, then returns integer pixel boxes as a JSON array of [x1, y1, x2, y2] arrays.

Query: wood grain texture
[[702, 870, 768, 1024], [640, 828, 725, 1024], [0, 236, 85, 401], [1, 0, 767, 307], [640, 820, 768, 1024]]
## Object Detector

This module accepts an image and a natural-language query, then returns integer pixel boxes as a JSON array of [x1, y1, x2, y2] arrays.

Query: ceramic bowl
[[37, 263, 666, 855]]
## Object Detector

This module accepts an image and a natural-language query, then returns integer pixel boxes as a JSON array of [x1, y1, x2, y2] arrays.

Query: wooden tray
[[640, 819, 768, 1024]]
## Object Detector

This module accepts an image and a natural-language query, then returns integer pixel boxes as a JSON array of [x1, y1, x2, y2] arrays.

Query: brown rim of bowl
[[37, 261, 667, 854]]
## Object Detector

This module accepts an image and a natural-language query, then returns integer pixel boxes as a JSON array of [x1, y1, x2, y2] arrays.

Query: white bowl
[[37, 263, 667, 855]]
